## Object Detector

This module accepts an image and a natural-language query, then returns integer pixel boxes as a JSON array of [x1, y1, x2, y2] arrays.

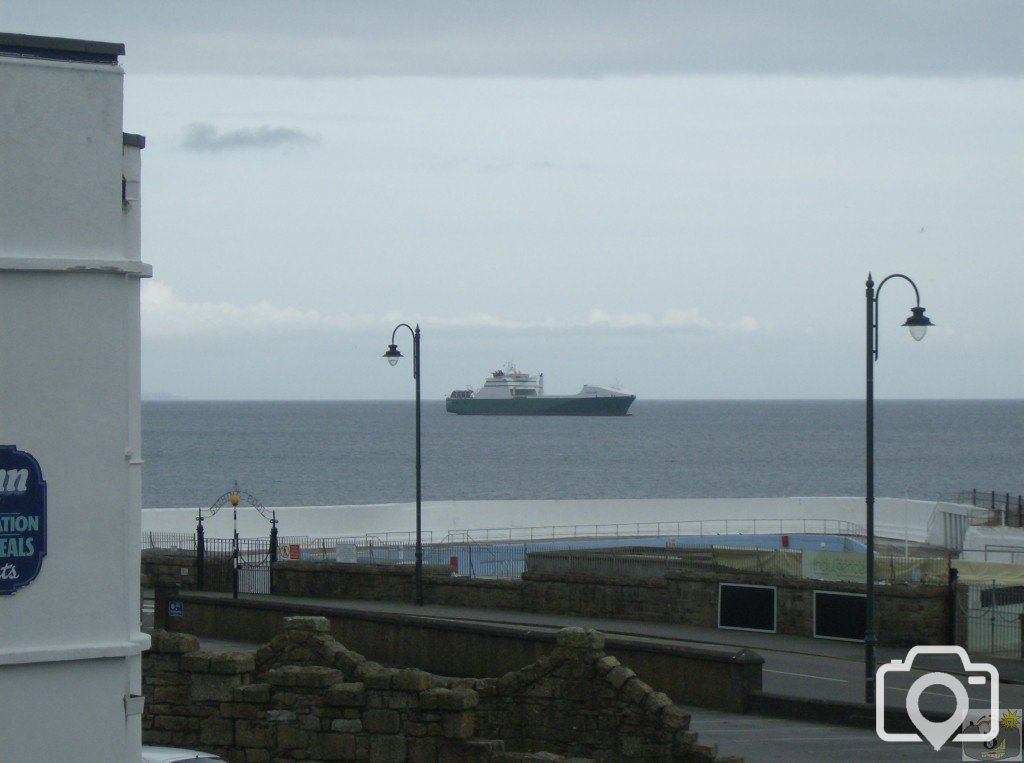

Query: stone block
[[557, 627, 605, 650], [191, 673, 244, 702], [296, 665, 346, 688], [313, 731, 356, 760], [370, 734, 407, 763], [199, 717, 233, 747], [265, 709, 297, 723], [266, 666, 301, 687], [235, 721, 275, 749], [326, 682, 366, 708], [221, 701, 260, 720], [330, 718, 362, 733], [209, 651, 256, 675], [153, 716, 188, 732], [605, 665, 635, 688], [442, 711, 475, 739], [623, 677, 652, 704], [153, 685, 190, 704], [284, 615, 331, 633], [235, 683, 270, 703], [690, 741, 719, 761], [363, 709, 401, 734], [299, 713, 322, 731], [393, 668, 432, 692], [421, 688, 479, 711], [642, 691, 674, 715], [333, 649, 365, 675], [359, 665, 393, 689], [153, 630, 199, 655], [275, 723, 309, 751], [182, 652, 213, 672], [661, 706, 690, 730], [406, 737, 438, 763]]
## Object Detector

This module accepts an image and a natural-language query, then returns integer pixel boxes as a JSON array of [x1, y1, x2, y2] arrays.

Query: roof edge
[[0, 32, 124, 65]]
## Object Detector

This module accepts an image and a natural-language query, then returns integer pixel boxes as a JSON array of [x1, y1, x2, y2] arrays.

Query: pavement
[[188, 594, 1024, 685]]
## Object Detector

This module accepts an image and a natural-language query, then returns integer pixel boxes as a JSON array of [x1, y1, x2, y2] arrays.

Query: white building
[[0, 33, 150, 762]]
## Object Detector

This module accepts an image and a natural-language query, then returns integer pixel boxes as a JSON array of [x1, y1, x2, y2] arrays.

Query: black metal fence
[[142, 532, 950, 585], [959, 581, 1024, 657], [941, 490, 1024, 527]]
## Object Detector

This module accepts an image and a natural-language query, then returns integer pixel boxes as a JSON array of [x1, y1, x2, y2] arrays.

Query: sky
[[4, 2, 1023, 400]]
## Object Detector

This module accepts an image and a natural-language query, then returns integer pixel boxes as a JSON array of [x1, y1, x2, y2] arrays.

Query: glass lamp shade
[[384, 344, 403, 365], [903, 306, 934, 342]]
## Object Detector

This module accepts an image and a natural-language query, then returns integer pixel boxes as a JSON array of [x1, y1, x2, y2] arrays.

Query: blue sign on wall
[[0, 445, 47, 595]]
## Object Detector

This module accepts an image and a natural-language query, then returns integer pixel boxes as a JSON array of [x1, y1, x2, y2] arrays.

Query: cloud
[[6, 1, 1021, 79], [141, 281, 758, 338], [142, 281, 369, 336], [180, 122, 319, 152], [586, 308, 759, 333]]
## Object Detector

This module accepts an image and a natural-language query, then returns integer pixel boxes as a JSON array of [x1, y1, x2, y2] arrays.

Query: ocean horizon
[[141, 399, 1024, 511]]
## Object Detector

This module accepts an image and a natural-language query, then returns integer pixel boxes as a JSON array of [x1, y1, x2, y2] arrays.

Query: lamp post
[[384, 323, 423, 606], [230, 487, 240, 599], [865, 273, 933, 704]]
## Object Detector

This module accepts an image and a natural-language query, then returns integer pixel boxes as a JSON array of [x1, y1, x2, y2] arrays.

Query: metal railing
[[143, 518, 911, 582], [142, 531, 196, 550], [959, 581, 1024, 657], [940, 490, 1024, 527], [524, 544, 947, 584], [443, 517, 865, 544], [144, 519, 861, 553]]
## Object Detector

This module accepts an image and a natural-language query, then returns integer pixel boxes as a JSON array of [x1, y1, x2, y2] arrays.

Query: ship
[[445, 366, 636, 416]]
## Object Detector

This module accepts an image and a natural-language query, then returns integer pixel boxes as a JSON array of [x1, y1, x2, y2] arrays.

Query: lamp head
[[384, 344, 403, 366], [903, 306, 934, 342]]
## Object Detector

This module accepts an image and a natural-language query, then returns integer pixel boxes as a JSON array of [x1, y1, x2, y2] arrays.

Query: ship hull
[[445, 394, 635, 416]]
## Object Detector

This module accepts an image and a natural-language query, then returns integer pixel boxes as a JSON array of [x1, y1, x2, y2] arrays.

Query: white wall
[[143, 496, 938, 544], [0, 39, 149, 763], [0, 57, 123, 260]]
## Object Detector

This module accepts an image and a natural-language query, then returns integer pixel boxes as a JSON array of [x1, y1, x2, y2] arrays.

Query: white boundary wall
[[143, 496, 939, 543], [0, 36, 150, 763]]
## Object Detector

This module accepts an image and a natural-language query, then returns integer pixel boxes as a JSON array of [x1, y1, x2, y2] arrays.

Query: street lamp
[[384, 323, 423, 606], [865, 273, 933, 704], [230, 486, 240, 599]]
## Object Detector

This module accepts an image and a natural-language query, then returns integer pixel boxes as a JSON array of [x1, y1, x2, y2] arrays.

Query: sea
[[141, 399, 1024, 510]]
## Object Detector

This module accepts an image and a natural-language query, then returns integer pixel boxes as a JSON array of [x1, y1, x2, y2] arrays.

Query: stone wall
[[143, 549, 230, 592], [144, 549, 951, 646], [157, 591, 763, 713], [472, 628, 720, 761], [143, 617, 740, 762], [268, 561, 950, 647]]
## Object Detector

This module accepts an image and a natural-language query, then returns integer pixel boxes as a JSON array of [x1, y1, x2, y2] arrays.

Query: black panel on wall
[[719, 583, 776, 632]]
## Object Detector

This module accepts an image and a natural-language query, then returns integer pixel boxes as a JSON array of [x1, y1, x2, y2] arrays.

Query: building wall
[[0, 35, 149, 763]]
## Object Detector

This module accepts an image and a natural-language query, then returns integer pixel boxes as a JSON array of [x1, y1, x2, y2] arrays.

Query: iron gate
[[236, 538, 275, 594], [958, 582, 1024, 658], [195, 482, 278, 597]]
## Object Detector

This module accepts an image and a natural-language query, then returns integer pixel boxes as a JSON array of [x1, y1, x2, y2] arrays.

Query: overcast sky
[[5, 2, 1023, 400]]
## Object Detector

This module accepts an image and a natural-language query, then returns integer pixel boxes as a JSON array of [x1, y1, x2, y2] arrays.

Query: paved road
[[314, 598, 1024, 716], [758, 646, 1024, 718], [686, 706, 987, 762]]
